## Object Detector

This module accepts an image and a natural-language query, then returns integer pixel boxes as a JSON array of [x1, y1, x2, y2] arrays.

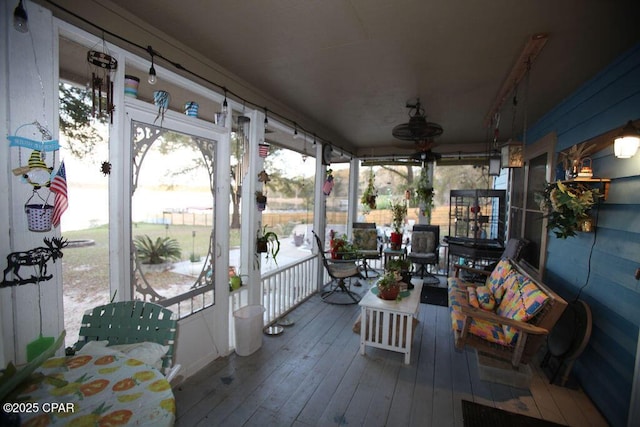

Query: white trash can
[[233, 305, 266, 356]]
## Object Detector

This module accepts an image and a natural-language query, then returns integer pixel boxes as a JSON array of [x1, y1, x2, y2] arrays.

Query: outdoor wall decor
[[153, 90, 170, 125], [87, 43, 117, 123], [8, 122, 61, 232], [1, 237, 68, 287], [9, 121, 59, 188], [323, 169, 334, 195]]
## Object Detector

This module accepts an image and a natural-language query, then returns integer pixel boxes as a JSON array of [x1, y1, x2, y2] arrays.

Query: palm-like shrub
[[134, 235, 182, 264]]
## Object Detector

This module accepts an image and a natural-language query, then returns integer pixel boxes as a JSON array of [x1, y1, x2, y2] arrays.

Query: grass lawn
[[62, 223, 240, 298]]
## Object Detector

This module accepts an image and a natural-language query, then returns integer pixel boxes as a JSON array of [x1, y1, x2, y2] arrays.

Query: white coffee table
[[358, 282, 422, 364]]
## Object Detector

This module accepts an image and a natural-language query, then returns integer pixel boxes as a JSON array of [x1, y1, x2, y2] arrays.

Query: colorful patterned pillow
[[496, 274, 549, 344], [467, 287, 480, 308], [450, 310, 509, 346], [485, 258, 514, 296], [476, 286, 496, 311]]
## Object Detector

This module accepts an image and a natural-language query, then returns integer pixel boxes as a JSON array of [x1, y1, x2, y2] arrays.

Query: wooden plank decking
[[174, 282, 609, 426]]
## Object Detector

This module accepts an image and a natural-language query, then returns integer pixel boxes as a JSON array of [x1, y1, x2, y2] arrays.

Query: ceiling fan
[[392, 98, 443, 141]]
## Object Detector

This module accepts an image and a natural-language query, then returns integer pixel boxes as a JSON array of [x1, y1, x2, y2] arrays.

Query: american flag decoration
[[258, 143, 270, 158], [50, 161, 68, 227]]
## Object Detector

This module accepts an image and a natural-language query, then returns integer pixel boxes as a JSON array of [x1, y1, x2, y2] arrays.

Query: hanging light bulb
[[147, 46, 157, 85], [264, 108, 269, 129], [293, 123, 299, 139], [13, 0, 28, 33], [222, 91, 228, 114]]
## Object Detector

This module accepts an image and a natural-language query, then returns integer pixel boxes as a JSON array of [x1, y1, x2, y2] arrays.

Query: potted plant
[[255, 191, 267, 211], [133, 235, 182, 272], [360, 169, 377, 210], [385, 258, 412, 287], [389, 200, 407, 250], [256, 225, 280, 264], [559, 143, 594, 180], [329, 231, 358, 260], [536, 180, 601, 239], [414, 166, 434, 218], [376, 271, 401, 300]]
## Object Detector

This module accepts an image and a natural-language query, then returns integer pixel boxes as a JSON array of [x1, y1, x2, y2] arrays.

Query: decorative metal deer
[[1, 237, 69, 287]]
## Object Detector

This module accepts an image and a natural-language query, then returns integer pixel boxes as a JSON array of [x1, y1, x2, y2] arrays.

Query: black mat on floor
[[420, 285, 448, 307], [462, 400, 566, 427]]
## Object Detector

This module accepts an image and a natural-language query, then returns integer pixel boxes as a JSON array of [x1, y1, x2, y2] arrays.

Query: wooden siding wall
[[526, 42, 640, 427]]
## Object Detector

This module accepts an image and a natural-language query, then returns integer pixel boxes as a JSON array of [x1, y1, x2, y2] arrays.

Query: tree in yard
[[58, 82, 105, 158]]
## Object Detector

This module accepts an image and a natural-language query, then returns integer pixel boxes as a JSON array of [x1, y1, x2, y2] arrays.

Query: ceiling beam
[[484, 33, 549, 128]]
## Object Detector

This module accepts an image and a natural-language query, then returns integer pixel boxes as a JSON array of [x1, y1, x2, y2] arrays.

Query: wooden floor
[[173, 281, 609, 427]]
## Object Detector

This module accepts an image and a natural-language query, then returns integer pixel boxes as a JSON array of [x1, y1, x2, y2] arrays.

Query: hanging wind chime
[[87, 38, 117, 123]]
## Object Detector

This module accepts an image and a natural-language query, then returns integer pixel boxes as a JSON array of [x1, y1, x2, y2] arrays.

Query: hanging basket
[[25, 204, 53, 232], [258, 143, 270, 158]]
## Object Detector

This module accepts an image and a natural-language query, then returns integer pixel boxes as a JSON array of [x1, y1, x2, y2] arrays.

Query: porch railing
[[261, 254, 317, 324]]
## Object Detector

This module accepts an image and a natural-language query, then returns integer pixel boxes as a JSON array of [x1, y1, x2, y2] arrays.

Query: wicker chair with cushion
[[73, 301, 180, 380], [352, 222, 382, 278], [407, 224, 440, 282]]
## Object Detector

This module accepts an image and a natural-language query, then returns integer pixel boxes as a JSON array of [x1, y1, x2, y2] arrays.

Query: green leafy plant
[[360, 168, 377, 210], [329, 232, 359, 260], [536, 181, 601, 239], [385, 258, 411, 272], [377, 271, 399, 290], [414, 166, 434, 217], [257, 226, 280, 264], [133, 235, 182, 264], [390, 200, 408, 233]]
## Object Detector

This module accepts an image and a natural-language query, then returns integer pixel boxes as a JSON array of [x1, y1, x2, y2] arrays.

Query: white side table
[[359, 282, 422, 364]]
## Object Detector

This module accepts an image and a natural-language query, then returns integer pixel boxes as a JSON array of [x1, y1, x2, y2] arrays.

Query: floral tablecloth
[[17, 354, 175, 426]]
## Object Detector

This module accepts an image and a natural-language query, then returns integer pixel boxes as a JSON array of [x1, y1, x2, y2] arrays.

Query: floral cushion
[[485, 258, 514, 302], [496, 274, 549, 344], [352, 228, 378, 251]]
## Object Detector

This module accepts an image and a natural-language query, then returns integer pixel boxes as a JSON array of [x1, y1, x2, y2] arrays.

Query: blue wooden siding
[[526, 42, 640, 427]]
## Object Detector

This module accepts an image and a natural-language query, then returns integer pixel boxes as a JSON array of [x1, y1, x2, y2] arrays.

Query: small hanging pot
[[24, 191, 53, 232]]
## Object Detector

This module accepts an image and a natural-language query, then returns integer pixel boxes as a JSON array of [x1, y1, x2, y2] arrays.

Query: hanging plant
[[536, 181, 601, 239], [256, 225, 280, 264], [360, 168, 377, 210], [415, 166, 434, 217], [255, 191, 267, 211]]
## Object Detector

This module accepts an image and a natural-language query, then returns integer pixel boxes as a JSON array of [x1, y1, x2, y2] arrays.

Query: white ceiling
[[79, 0, 640, 159]]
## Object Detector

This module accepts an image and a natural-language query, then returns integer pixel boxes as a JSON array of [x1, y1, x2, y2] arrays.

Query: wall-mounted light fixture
[[614, 120, 639, 159], [501, 141, 524, 168], [13, 0, 28, 33]]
